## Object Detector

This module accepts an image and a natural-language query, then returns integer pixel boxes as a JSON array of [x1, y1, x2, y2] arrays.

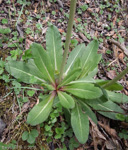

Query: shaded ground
[[0, 0, 128, 149]]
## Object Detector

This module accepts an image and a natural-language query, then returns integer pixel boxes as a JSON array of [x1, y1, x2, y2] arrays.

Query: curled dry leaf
[[98, 121, 117, 138], [90, 119, 106, 140]]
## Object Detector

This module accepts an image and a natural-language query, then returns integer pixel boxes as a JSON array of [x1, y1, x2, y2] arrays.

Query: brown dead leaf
[[85, 0, 90, 3], [105, 30, 115, 36], [118, 20, 124, 27], [118, 52, 126, 64], [0, 0, 2, 5], [113, 14, 117, 27], [106, 70, 117, 79], [94, 31, 98, 38], [112, 33, 118, 39], [34, 2, 39, 13], [25, 39, 33, 50], [51, 19, 56, 22], [121, 122, 128, 128], [74, 18, 78, 23], [105, 140, 116, 149], [90, 119, 106, 140], [95, 8, 100, 13], [98, 122, 117, 138], [90, 119, 106, 150], [58, 28, 64, 33], [87, 8, 93, 13]]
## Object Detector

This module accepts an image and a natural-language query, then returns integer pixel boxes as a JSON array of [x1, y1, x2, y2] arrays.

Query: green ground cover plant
[[4, 0, 128, 144]]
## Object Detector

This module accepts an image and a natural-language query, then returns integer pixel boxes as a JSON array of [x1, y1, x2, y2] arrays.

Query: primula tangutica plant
[[5, 0, 128, 144]]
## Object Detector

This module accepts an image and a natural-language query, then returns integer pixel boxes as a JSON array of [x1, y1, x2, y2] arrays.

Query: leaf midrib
[[10, 66, 45, 83], [66, 88, 98, 93], [59, 92, 69, 104], [52, 31, 57, 71], [36, 50, 54, 83], [76, 105, 83, 139], [65, 45, 83, 75], [82, 44, 95, 69], [30, 95, 53, 123]]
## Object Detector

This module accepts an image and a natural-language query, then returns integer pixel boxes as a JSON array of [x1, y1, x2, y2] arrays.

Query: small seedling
[[22, 129, 39, 144], [2, 18, 8, 24]]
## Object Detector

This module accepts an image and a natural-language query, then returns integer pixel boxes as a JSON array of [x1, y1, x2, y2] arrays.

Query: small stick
[[108, 39, 128, 56]]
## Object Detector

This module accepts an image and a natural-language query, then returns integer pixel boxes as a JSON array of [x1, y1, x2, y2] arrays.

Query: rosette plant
[[5, 0, 128, 144]]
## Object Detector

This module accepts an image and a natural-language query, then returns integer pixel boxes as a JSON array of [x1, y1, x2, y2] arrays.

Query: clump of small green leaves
[[0, 141, 16, 149], [119, 130, 128, 140], [22, 129, 39, 144], [4, 0, 128, 145]]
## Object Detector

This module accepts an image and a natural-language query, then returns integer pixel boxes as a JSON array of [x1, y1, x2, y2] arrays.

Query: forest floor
[[0, 0, 128, 149]]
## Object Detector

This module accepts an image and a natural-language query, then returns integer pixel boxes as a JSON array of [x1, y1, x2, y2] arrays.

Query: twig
[[108, 39, 128, 56]]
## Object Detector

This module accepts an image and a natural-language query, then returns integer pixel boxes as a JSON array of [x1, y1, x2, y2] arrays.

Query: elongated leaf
[[89, 100, 124, 120], [64, 44, 85, 76], [46, 25, 62, 72], [5, 60, 45, 84], [58, 91, 75, 109], [80, 55, 101, 78], [31, 43, 54, 83], [64, 83, 102, 99], [107, 91, 128, 103], [59, 68, 81, 86], [88, 67, 98, 78], [79, 100, 97, 124], [27, 94, 55, 126], [80, 40, 101, 78], [66, 76, 95, 85], [71, 103, 89, 144], [96, 80, 123, 91]]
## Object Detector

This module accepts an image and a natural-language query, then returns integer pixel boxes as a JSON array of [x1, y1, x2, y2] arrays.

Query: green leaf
[[96, 80, 123, 91], [107, 91, 128, 103], [80, 40, 101, 77], [89, 100, 124, 120], [98, 87, 109, 102], [22, 131, 29, 141], [27, 90, 35, 97], [58, 91, 75, 109], [31, 129, 39, 137], [71, 103, 89, 144], [80, 56, 101, 78], [79, 100, 97, 124], [42, 83, 55, 91], [46, 25, 62, 72], [64, 44, 85, 76], [27, 134, 35, 144], [88, 67, 98, 78], [31, 43, 54, 83], [59, 68, 81, 86], [5, 60, 46, 84], [27, 94, 55, 126], [116, 114, 125, 121], [0, 28, 11, 34], [65, 83, 102, 99], [66, 76, 95, 85]]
